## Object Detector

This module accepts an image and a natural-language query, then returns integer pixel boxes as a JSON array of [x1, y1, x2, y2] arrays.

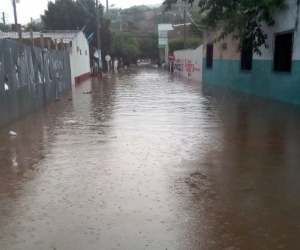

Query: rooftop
[[0, 30, 80, 43]]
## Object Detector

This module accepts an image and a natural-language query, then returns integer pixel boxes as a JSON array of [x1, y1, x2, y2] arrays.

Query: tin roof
[[0, 30, 79, 43]]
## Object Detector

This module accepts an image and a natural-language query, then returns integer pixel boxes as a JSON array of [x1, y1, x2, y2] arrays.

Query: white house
[[0, 30, 91, 85]]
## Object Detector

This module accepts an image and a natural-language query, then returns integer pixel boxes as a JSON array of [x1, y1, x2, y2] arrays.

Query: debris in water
[[64, 120, 76, 125], [8, 131, 17, 136], [83, 91, 92, 94]]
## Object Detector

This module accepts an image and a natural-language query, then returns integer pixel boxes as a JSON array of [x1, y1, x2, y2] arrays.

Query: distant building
[[0, 30, 90, 84], [158, 24, 173, 66], [168, 23, 191, 39]]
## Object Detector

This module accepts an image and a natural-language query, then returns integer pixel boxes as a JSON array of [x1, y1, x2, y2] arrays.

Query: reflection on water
[[0, 66, 300, 250]]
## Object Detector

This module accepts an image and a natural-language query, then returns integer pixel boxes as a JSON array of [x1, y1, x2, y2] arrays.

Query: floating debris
[[8, 131, 17, 136], [64, 120, 76, 125]]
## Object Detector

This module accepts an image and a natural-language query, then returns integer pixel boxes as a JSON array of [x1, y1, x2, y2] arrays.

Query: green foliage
[[128, 6, 151, 22], [127, 20, 140, 31], [100, 17, 113, 55], [24, 22, 45, 32], [137, 32, 159, 60], [189, 14, 205, 38], [111, 31, 140, 64], [41, 0, 112, 59], [0, 23, 12, 32], [163, 0, 288, 55], [41, 0, 97, 31], [168, 37, 202, 53]]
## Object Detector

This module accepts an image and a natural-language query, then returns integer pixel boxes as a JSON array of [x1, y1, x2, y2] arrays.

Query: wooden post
[[60, 39, 64, 50], [17, 24, 22, 42], [30, 29, 34, 46], [40, 34, 44, 49], [47, 39, 51, 50], [55, 39, 58, 50]]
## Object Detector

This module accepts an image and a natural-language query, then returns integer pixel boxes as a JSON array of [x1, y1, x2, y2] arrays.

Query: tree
[[163, 0, 288, 55], [0, 23, 12, 32], [41, 0, 112, 61], [189, 13, 205, 38], [24, 22, 44, 32], [127, 20, 140, 31], [111, 31, 140, 65], [41, 0, 96, 31], [137, 32, 159, 61], [168, 37, 202, 52]]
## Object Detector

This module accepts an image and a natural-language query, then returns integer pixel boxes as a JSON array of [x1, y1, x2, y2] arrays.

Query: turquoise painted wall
[[203, 59, 300, 105]]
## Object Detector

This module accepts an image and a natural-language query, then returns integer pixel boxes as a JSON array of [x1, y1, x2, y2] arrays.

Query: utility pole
[[1, 12, 5, 26], [183, 7, 186, 49], [106, 0, 109, 18], [118, 10, 123, 31], [96, 0, 102, 79], [12, 0, 18, 28]]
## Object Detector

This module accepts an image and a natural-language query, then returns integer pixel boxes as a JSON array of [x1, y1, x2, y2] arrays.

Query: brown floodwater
[[0, 65, 300, 250]]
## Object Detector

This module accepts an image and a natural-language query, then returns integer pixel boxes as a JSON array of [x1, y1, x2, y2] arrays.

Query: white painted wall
[[69, 31, 90, 83], [173, 45, 203, 81], [254, 0, 300, 60]]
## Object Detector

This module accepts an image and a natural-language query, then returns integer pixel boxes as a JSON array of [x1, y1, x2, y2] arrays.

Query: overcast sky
[[0, 0, 163, 25]]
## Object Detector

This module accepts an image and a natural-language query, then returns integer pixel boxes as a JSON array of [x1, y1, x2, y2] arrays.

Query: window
[[80, 49, 82, 55], [274, 32, 293, 72], [241, 44, 253, 71], [206, 44, 213, 68], [85, 50, 87, 55]]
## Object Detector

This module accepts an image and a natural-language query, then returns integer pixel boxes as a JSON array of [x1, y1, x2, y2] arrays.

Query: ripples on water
[[0, 66, 300, 250]]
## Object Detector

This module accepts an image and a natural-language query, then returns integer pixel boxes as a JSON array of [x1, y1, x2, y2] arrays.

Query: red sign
[[168, 53, 175, 61]]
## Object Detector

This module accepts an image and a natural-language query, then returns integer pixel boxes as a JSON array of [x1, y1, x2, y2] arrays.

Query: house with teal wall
[[202, 0, 300, 105]]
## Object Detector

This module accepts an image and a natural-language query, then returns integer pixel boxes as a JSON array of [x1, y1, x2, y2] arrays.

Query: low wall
[[0, 38, 72, 128], [174, 45, 203, 81]]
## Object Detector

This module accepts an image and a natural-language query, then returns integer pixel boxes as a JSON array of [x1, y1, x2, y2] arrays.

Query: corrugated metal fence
[[0, 38, 71, 127]]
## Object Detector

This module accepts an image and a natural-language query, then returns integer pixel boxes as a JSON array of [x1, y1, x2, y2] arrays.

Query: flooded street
[[1, 66, 300, 250]]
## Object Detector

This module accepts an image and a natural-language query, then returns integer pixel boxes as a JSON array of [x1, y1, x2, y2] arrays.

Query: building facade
[[68, 31, 90, 84], [174, 45, 203, 81], [0, 30, 90, 85], [202, 0, 300, 105]]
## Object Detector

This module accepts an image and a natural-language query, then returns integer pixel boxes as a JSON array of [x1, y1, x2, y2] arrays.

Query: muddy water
[[0, 66, 300, 250]]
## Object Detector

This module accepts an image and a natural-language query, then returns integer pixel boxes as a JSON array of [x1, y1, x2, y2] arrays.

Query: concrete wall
[[174, 45, 203, 81], [69, 31, 90, 84], [0, 39, 72, 128], [202, 0, 300, 105]]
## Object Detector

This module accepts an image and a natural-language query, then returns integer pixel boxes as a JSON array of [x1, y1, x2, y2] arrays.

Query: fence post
[[40, 34, 44, 49], [60, 39, 63, 50], [30, 29, 34, 46], [17, 24, 22, 43], [55, 39, 58, 50], [47, 39, 51, 50]]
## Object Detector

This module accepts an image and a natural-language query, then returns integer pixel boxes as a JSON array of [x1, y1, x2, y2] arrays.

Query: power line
[[186, 11, 206, 31]]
